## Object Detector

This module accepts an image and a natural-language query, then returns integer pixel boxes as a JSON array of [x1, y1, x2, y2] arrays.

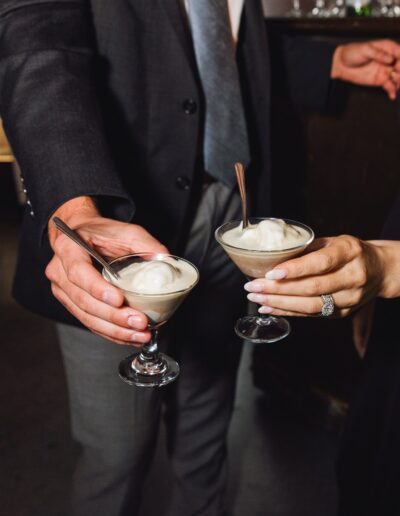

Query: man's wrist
[[331, 45, 343, 80], [48, 196, 100, 246]]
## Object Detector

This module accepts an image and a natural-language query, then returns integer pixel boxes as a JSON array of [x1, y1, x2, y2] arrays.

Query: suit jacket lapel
[[158, 0, 198, 76]]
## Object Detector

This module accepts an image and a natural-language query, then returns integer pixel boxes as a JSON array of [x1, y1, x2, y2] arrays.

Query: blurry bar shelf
[[265, 17, 400, 36]]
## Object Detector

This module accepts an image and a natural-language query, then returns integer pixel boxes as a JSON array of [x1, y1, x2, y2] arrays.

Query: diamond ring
[[321, 294, 335, 317]]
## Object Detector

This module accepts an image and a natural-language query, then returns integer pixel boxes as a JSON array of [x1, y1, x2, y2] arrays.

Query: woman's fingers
[[244, 236, 385, 320], [266, 236, 360, 281], [248, 289, 358, 317], [245, 262, 360, 298], [249, 293, 322, 315], [258, 305, 351, 318]]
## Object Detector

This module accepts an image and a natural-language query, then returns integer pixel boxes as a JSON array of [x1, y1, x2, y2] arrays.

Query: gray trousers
[[57, 182, 245, 516]]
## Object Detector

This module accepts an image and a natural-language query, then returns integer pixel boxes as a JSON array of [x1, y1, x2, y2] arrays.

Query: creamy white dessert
[[105, 257, 198, 326], [222, 219, 310, 251], [218, 218, 313, 279], [115, 259, 197, 295]]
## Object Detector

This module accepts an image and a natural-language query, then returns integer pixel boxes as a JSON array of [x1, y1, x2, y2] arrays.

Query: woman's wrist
[[368, 240, 400, 299]]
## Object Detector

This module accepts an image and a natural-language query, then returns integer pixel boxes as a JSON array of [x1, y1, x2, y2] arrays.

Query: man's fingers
[[51, 236, 125, 307], [51, 284, 151, 345], [370, 40, 400, 61], [46, 251, 148, 331], [67, 260, 124, 306], [390, 69, 400, 87], [383, 78, 398, 101], [364, 42, 395, 65], [91, 329, 146, 347], [56, 277, 148, 330], [363, 43, 394, 65]]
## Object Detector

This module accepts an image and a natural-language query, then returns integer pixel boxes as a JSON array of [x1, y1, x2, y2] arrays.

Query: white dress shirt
[[184, 0, 245, 42]]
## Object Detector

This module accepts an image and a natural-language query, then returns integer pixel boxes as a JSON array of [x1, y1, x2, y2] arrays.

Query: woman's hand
[[46, 196, 168, 346], [244, 236, 400, 318]]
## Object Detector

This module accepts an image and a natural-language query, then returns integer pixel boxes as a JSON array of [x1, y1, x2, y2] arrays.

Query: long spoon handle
[[235, 162, 249, 230], [52, 217, 120, 280]]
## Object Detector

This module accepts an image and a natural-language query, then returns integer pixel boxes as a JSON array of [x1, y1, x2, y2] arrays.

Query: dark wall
[[253, 20, 400, 403]]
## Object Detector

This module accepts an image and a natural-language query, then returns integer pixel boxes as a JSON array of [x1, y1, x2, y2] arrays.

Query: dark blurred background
[[2, 7, 400, 516]]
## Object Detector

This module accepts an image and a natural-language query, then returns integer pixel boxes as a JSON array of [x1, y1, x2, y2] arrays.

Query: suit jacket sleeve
[[0, 0, 135, 243], [380, 194, 400, 239], [272, 34, 337, 110]]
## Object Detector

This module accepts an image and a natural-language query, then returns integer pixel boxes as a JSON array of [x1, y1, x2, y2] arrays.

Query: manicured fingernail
[[265, 269, 287, 280], [244, 282, 263, 293], [128, 315, 143, 328], [247, 293, 264, 303], [102, 290, 120, 306], [259, 306, 273, 314]]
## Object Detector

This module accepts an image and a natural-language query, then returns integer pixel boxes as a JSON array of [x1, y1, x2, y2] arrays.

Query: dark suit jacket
[[0, 0, 335, 325]]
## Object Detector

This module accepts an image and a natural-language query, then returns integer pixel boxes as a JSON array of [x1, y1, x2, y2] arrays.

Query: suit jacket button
[[175, 176, 191, 191], [182, 99, 197, 115]]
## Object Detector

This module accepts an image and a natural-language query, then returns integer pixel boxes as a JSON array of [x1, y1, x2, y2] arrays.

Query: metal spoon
[[52, 217, 121, 280], [235, 162, 249, 230]]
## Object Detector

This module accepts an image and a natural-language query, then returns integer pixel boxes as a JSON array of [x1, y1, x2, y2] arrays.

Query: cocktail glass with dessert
[[103, 253, 199, 387], [215, 218, 314, 343]]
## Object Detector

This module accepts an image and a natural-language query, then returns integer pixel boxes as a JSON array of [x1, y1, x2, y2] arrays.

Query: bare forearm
[[369, 240, 400, 299]]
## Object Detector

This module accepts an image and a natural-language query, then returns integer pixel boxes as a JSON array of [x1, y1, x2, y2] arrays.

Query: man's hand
[[331, 40, 400, 100], [46, 196, 168, 346]]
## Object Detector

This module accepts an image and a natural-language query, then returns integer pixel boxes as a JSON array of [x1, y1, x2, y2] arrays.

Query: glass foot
[[235, 315, 291, 343], [119, 352, 179, 387]]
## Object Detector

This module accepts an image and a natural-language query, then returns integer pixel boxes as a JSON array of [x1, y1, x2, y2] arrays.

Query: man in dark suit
[[1, 1, 400, 515]]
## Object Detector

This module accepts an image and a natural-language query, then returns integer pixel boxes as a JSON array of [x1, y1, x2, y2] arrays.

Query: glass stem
[[139, 330, 160, 363]]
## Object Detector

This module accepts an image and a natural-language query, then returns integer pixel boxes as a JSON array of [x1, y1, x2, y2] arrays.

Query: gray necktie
[[188, 0, 250, 186]]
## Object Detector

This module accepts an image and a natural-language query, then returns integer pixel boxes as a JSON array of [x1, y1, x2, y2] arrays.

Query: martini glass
[[103, 253, 199, 387], [215, 218, 314, 343]]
